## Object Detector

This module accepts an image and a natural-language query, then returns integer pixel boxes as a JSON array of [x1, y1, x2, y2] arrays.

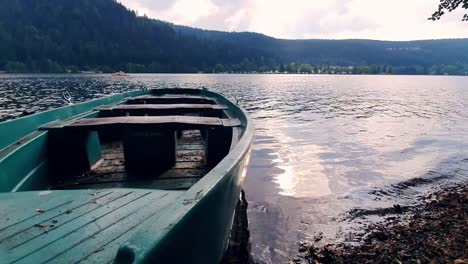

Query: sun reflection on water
[[272, 142, 332, 197]]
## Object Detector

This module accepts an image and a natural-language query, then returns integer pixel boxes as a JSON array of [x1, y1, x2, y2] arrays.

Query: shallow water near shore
[[1, 74, 468, 263]]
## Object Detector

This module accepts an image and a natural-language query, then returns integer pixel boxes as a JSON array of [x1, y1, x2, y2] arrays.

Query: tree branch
[[429, 0, 468, 21]]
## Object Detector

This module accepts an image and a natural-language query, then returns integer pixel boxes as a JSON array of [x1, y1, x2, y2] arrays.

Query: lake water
[[1, 74, 468, 263]]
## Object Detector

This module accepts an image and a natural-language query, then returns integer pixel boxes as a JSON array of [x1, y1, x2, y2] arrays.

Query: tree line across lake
[[211, 63, 468, 75], [4, 61, 467, 76], [1, 0, 468, 75]]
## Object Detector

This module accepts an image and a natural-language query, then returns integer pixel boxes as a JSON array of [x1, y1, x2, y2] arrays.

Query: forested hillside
[[1, 0, 468, 75]]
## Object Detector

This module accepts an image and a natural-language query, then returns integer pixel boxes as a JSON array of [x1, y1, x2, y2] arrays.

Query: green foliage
[[0, 0, 276, 73], [299, 64, 313, 73], [126, 63, 146, 73], [430, 0, 468, 21], [214, 64, 225, 73], [5, 61, 28, 73], [0, 0, 467, 75], [286, 63, 297, 73], [279, 63, 285, 72]]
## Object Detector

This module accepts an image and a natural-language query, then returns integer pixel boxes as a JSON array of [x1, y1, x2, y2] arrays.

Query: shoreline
[[293, 183, 467, 264], [1, 72, 468, 77]]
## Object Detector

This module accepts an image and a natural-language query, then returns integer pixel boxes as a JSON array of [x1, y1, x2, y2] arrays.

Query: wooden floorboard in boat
[[53, 130, 208, 191]]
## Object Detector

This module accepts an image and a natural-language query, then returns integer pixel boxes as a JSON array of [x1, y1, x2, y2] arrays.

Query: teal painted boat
[[0, 88, 253, 264]]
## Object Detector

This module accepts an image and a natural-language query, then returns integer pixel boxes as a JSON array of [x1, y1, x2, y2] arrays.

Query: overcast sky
[[119, 0, 468, 41]]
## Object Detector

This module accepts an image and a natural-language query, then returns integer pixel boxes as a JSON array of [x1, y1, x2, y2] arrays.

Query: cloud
[[119, 0, 468, 40]]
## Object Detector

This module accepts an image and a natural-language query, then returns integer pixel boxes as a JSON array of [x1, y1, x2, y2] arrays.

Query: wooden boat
[[0, 88, 253, 263]]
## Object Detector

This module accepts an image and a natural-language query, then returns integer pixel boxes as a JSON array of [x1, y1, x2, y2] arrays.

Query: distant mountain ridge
[[170, 23, 468, 68], [0, 0, 467, 74]]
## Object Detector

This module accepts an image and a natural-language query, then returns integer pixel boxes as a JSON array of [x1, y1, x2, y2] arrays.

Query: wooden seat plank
[[127, 95, 216, 104], [37, 110, 99, 129], [134, 95, 209, 100], [71, 116, 220, 127], [40, 116, 241, 130], [221, 118, 242, 127], [55, 178, 200, 191], [97, 104, 227, 111]]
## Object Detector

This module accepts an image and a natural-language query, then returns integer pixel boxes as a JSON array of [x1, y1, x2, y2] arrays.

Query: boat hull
[[0, 88, 254, 264]]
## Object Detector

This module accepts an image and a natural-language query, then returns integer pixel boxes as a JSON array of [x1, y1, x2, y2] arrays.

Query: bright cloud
[[119, 0, 468, 40]]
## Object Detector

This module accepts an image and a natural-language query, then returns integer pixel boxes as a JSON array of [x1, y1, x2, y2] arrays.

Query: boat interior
[[0, 89, 249, 264], [40, 92, 244, 192]]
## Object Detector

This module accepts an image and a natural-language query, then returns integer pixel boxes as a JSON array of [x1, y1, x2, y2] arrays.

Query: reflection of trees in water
[[221, 190, 257, 264]]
